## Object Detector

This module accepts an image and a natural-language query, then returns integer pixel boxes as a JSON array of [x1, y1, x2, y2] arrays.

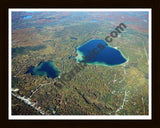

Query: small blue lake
[[91, 19, 98, 22], [76, 39, 127, 66], [26, 61, 59, 78], [70, 37, 78, 40], [69, 56, 75, 59], [23, 15, 32, 19]]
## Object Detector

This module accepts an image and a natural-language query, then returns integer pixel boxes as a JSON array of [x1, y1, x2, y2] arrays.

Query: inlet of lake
[[76, 39, 127, 66], [26, 61, 59, 78]]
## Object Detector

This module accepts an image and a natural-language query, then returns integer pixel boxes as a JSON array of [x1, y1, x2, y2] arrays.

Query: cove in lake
[[26, 61, 59, 78], [76, 39, 127, 66]]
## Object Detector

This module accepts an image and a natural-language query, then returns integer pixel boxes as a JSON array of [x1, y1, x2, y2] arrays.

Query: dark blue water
[[26, 61, 59, 78], [76, 39, 127, 66], [70, 37, 78, 40], [23, 15, 32, 19]]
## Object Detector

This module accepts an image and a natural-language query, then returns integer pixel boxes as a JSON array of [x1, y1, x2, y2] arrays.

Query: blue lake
[[70, 37, 78, 40], [76, 39, 127, 66], [23, 15, 32, 19], [91, 19, 98, 22], [69, 56, 75, 59], [26, 61, 59, 78]]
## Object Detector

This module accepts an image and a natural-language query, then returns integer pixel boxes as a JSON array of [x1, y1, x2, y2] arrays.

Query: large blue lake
[[76, 39, 127, 66], [26, 61, 59, 78]]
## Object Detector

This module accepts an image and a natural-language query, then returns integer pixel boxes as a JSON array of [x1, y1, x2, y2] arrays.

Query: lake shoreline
[[76, 39, 127, 67]]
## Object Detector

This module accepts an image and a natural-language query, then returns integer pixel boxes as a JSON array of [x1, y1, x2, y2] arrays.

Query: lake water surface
[[26, 61, 59, 78], [76, 39, 127, 66], [23, 15, 32, 19]]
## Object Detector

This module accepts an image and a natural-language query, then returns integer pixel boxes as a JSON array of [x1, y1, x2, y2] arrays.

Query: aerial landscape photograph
[[9, 9, 151, 119]]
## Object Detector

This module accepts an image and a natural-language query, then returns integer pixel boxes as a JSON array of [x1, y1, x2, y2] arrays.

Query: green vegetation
[[12, 45, 46, 58], [11, 11, 149, 115]]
